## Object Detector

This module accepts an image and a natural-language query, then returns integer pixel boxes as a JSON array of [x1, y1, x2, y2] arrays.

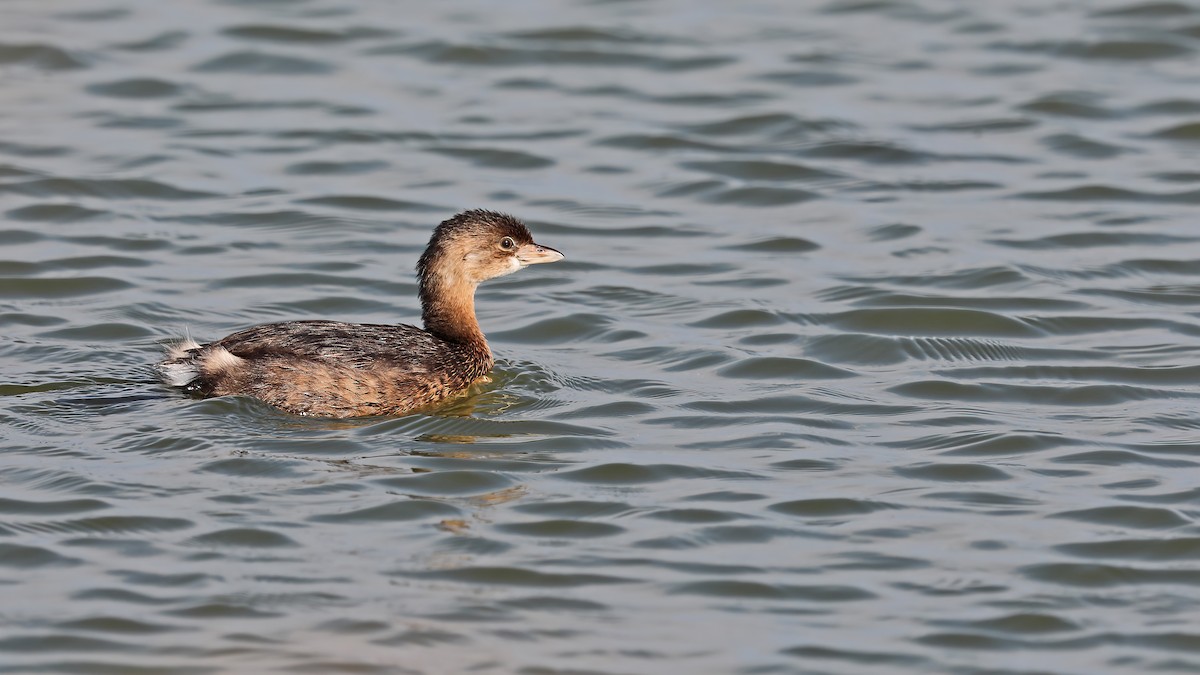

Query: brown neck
[[419, 270, 488, 349]]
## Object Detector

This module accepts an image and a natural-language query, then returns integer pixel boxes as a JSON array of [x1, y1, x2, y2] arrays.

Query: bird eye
[[500, 236, 515, 250]]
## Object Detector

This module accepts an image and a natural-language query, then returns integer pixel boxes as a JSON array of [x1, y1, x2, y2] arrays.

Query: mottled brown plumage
[[159, 210, 564, 417]]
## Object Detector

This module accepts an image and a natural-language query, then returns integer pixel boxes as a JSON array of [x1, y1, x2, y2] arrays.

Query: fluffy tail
[[158, 338, 203, 387]]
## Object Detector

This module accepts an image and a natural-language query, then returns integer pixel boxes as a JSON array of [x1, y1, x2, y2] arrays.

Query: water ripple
[[377, 40, 735, 71], [1, 0, 1199, 672]]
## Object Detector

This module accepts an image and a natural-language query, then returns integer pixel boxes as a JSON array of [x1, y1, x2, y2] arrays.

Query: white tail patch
[[159, 338, 203, 387], [159, 361, 199, 387], [201, 347, 245, 374], [158, 344, 243, 388]]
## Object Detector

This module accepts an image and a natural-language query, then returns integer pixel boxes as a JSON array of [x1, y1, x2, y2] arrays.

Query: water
[[2, 0, 1199, 672]]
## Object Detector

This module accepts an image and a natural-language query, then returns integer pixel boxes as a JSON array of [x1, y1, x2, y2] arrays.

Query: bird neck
[[419, 269, 489, 349]]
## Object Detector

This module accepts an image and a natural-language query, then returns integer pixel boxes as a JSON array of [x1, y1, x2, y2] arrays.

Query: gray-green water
[[3, 0, 1200, 673]]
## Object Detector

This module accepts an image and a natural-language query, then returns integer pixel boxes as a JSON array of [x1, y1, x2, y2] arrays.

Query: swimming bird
[[159, 209, 564, 417]]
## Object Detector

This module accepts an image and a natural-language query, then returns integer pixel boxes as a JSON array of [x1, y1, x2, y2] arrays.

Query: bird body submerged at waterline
[[158, 210, 564, 418]]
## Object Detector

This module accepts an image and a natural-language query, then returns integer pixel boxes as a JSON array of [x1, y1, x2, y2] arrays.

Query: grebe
[[158, 209, 564, 417]]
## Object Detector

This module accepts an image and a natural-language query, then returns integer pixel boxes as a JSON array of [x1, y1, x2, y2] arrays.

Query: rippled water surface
[[3, 0, 1200, 672]]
